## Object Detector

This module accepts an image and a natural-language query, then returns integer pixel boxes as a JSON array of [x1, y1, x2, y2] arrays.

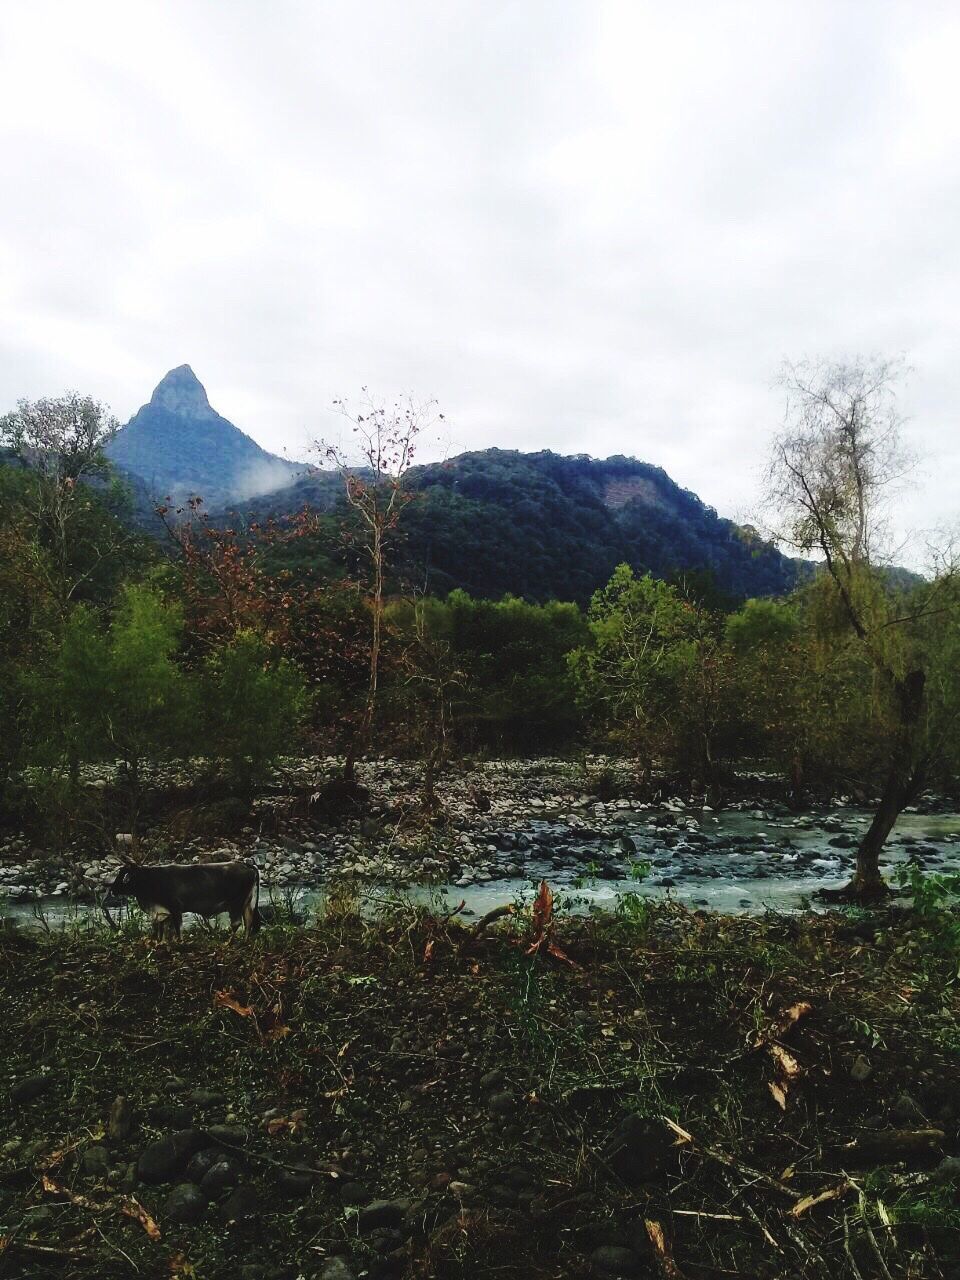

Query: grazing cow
[[106, 861, 261, 940]]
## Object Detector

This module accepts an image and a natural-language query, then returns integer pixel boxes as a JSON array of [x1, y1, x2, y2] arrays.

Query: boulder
[[138, 1129, 209, 1184]]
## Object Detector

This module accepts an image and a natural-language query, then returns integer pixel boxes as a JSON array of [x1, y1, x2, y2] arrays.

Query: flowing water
[[4, 806, 959, 931]]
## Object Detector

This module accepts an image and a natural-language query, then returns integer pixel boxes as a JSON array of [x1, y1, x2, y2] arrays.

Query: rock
[[188, 1088, 227, 1108], [81, 1145, 111, 1177], [186, 1148, 224, 1183], [277, 1169, 314, 1197], [337, 1180, 369, 1204], [151, 1104, 194, 1128], [319, 1260, 356, 1280], [207, 1124, 249, 1146], [590, 1245, 644, 1278], [598, 1113, 670, 1186], [164, 1182, 208, 1224], [479, 1069, 505, 1091], [220, 1184, 261, 1225], [357, 1199, 410, 1234], [11, 1074, 54, 1105], [108, 1096, 133, 1141], [891, 1092, 925, 1125], [850, 1055, 873, 1082], [138, 1129, 209, 1184], [932, 1156, 960, 1184], [447, 1180, 476, 1200], [200, 1157, 243, 1196], [487, 1091, 516, 1116]]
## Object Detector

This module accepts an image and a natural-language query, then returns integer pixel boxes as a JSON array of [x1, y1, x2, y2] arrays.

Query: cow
[[105, 860, 261, 940]]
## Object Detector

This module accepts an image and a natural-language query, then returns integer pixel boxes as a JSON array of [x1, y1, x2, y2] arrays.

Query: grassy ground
[[1, 893, 959, 1280]]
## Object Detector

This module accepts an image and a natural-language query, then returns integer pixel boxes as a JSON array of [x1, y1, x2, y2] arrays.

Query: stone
[[81, 1145, 111, 1177], [932, 1156, 960, 1184], [108, 1096, 133, 1141], [207, 1124, 249, 1146], [220, 1184, 261, 1225], [319, 1260, 356, 1280], [598, 1113, 670, 1186], [163, 1182, 208, 1224], [891, 1092, 925, 1124], [357, 1199, 410, 1234], [138, 1129, 209, 1184], [276, 1168, 313, 1198], [11, 1074, 54, 1105], [850, 1055, 873, 1082], [186, 1148, 224, 1183], [590, 1245, 644, 1278], [487, 1091, 516, 1116], [200, 1157, 243, 1196], [479, 1069, 505, 1091], [337, 1179, 369, 1204], [187, 1088, 227, 1107]]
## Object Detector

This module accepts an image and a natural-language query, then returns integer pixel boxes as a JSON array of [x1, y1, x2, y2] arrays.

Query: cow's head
[[105, 862, 139, 905]]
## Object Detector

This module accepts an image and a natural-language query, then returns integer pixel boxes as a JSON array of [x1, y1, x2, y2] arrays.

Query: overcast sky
[[2, 1, 958, 557]]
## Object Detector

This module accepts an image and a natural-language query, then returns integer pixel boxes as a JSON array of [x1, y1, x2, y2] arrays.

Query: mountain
[[106, 365, 303, 510], [229, 448, 803, 604], [105, 366, 800, 602]]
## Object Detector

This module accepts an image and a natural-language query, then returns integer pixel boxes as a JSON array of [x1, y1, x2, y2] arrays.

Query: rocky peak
[[148, 365, 215, 420]]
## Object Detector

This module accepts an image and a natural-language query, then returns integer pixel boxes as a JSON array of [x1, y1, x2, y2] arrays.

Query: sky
[[2, 0, 959, 561]]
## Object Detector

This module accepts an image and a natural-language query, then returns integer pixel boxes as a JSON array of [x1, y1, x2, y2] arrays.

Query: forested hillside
[[232, 449, 801, 604]]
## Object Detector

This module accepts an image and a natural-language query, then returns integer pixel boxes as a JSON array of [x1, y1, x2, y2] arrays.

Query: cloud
[[0, 0, 957, 564]]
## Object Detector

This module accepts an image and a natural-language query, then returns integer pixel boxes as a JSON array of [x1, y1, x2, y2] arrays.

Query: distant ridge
[[229, 447, 804, 604], [106, 365, 303, 509]]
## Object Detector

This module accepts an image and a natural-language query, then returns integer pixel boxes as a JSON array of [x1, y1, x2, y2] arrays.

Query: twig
[[213, 1137, 343, 1180], [856, 1191, 894, 1280], [843, 1211, 866, 1280], [664, 1117, 801, 1201]]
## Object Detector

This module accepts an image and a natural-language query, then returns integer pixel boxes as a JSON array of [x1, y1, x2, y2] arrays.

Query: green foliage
[[895, 861, 960, 979], [200, 630, 308, 792]]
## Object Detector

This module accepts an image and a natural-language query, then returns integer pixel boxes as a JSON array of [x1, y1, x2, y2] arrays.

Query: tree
[[764, 357, 958, 898], [201, 630, 308, 797], [0, 394, 134, 618], [319, 391, 440, 778], [569, 565, 702, 781]]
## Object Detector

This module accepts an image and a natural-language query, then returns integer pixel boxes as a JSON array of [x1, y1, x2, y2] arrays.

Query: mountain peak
[[149, 364, 214, 419]]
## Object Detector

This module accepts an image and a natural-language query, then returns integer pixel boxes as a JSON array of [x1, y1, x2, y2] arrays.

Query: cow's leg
[[169, 912, 183, 941], [149, 905, 169, 941]]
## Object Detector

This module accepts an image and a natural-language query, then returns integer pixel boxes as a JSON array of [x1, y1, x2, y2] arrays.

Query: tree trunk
[[843, 668, 926, 900]]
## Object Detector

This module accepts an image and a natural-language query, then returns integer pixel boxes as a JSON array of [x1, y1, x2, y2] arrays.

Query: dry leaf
[[213, 990, 255, 1018], [121, 1196, 161, 1240], [644, 1218, 684, 1278], [769, 1044, 801, 1079], [753, 1000, 813, 1050], [768, 1080, 789, 1111], [423, 938, 435, 963]]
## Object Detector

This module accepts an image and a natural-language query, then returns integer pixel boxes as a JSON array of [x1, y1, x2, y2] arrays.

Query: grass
[[1, 900, 959, 1279]]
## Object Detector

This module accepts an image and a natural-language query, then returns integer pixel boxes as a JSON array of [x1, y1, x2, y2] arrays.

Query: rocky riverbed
[[2, 758, 959, 923]]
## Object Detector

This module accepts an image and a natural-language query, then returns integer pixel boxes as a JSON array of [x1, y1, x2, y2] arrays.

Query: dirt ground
[[1, 893, 959, 1280]]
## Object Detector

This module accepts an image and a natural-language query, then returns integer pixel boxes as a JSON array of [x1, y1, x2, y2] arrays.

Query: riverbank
[[2, 901, 959, 1279], [2, 757, 959, 917]]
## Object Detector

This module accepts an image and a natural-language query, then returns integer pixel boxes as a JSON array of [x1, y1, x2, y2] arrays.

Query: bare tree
[[765, 356, 955, 899], [319, 391, 441, 780]]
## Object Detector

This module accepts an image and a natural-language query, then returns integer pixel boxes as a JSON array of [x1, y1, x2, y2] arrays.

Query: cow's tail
[[247, 863, 262, 935]]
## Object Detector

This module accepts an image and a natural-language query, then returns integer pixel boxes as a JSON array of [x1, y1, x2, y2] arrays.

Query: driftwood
[[837, 1129, 945, 1167]]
